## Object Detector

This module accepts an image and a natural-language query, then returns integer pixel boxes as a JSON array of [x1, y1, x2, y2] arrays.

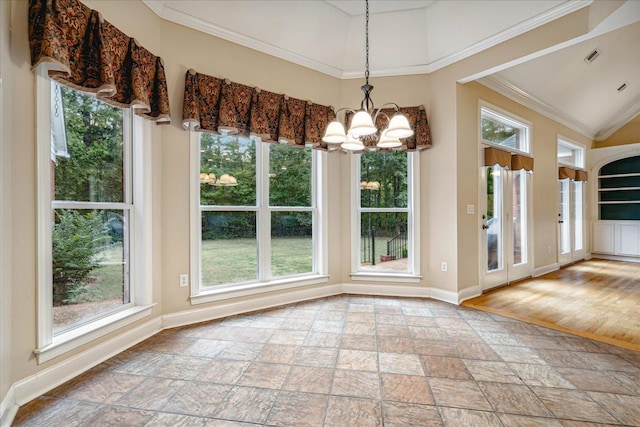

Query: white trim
[[479, 75, 597, 139], [590, 254, 640, 264], [533, 263, 560, 277], [342, 283, 430, 298], [428, 287, 461, 305], [0, 384, 17, 427], [169, 283, 341, 329], [34, 305, 155, 364], [19, 316, 161, 406], [35, 68, 53, 350], [190, 275, 330, 306], [142, 0, 590, 79], [458, 285, 482, 303], [189, 131, 200, 295], [349, 273, 421, 284]]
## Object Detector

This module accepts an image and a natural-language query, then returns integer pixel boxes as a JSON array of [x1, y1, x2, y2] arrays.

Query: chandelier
[[199, 172, 238, 186], [322, 0, 414, 151]]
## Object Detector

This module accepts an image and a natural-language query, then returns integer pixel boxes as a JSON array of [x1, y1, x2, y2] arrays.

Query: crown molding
[[594, 97, 640, 141], [421, 0, 592, 75], [143, 0, 592, 79], [142, 1, 344, 79], [478, 74, 596, 140]]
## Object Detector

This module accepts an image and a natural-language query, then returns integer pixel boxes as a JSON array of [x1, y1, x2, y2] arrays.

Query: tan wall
[[1, 0, 12, 405], [595, 115, 640, 148], [456, 81, 593, 289]]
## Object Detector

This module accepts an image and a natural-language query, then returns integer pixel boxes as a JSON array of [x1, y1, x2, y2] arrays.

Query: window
[[481, 106, 529, 153], [352, 150, 419, 278], [36, 73, 153, 363], [557, 138, 584, 168], [191, 133, 326, 302]]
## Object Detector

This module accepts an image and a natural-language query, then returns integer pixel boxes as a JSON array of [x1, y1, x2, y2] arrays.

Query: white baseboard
[[533, 263, 559, 277], [0, 384, 17, 427], [458, 285, 482, 303], [591, 254, 640, 263], [163, 283, 342, 330], [12, 317, 162, 408], [428, 287, 461, 305], [342, 283, 430, 299]]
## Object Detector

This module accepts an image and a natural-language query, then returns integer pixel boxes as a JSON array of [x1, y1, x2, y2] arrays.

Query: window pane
[[200, 134, 256, 206], [54, 85, 124, 203], [52, 209, 128, 331], [269, 144, 311, 207], [486, 166, 503, 272], [201, 211, 257, 286], [557, 142, 582, 168], [360, 151, 407, 208], [573, 182, 583, 251], [271, 211, 313, 277], [360, 212, 408, 272], [512, 170, 527, 265]]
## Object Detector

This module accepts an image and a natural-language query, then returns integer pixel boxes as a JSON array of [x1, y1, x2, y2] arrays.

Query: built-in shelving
[[598, 156, 640, 221]]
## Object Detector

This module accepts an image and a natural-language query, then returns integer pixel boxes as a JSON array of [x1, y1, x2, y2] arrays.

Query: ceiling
[[143, 0, 640, 141]]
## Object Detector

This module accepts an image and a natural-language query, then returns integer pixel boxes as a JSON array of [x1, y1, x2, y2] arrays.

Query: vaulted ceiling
[[143, 0, 640, 141]]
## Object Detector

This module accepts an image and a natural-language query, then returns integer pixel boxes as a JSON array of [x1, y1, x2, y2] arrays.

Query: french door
[[481, 165, 532, 290], [558, 179, 585, 265]]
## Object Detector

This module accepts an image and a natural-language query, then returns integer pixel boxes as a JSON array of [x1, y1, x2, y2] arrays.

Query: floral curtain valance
[[182, 69, 432, 152], [29, 0, 171, 124], [183, 69, 335, 150]]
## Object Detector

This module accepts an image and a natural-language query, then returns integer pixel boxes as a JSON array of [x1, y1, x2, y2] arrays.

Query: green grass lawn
[[201, 237, 313, 286]]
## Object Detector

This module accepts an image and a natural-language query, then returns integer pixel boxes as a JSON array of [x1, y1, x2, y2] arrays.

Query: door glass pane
[[573, 182, 583, 251], [360, 212, 408, 272], [559, 180, 571, 254], [271, 211, 313, 277], [201, 211, 257, 286], [486, 166, 503, 272], [269, 144, 312, 207], [53, 208, 128, 331], [200, 134, 256, 206], [512, 170, 527, 265]]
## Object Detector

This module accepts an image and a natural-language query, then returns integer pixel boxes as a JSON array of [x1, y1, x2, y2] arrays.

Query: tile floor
[[13, 295, 640, 426]]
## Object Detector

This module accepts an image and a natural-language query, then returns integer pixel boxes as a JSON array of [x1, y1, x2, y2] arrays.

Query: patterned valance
[[29, 0, 171, 124], [183, 70, 335, 150], [345, 106, 432, 152]]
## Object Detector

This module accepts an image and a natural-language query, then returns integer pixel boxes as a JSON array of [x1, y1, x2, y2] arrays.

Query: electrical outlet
[[179, 274, 189, 287], [441, 261, 447, 272]]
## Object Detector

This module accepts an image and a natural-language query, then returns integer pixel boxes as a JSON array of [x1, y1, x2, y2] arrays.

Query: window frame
[[480, 103, 531, 155], [557, 136, 585, 169], [35, 69, 154, 364], [189, 132, 328, 305], [349, 150, 421, 282]]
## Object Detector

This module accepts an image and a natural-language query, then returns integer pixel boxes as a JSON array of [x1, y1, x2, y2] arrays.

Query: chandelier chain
[[365, 0, 369, 85]]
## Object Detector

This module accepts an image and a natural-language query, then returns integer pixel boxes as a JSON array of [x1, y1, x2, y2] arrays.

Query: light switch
[[466, 204, 475, 214]]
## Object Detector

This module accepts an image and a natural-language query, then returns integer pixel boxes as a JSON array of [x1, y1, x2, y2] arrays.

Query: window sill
[[191, 274, 330, 305], [349, 272, 422, 283], [34, 304, 156, 364]]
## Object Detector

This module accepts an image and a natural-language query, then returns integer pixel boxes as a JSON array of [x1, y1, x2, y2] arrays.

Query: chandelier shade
[[322, 0, 413, 151]]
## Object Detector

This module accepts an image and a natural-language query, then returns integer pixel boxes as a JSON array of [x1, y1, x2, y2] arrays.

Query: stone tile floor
[[13, 295, 640, 426]]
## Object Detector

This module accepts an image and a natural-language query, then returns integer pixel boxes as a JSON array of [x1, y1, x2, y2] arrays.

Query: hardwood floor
[[463, 258, 640, 351]]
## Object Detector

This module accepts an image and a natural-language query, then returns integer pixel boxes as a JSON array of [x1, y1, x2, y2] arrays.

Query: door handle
[[482, 224, 489, 230], [558, 220, 564, 223]]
